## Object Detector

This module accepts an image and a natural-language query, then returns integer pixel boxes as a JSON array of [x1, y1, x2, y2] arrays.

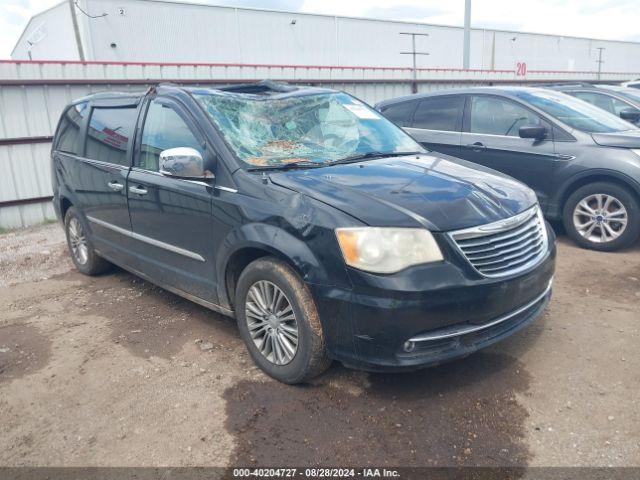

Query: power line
[[74, 0, 108, 19]]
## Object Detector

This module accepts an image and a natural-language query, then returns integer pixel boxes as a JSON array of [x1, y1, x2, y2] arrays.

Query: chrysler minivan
[[52, 82, 555, 384]]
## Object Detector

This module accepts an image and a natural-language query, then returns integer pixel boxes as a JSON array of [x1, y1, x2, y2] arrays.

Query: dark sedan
[[376, 87, 640, 251]]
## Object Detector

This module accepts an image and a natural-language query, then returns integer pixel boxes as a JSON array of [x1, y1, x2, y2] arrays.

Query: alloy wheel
[[245, 280, 299, 366], [68, 217, 89, 265], [572, 193, 628, 243]]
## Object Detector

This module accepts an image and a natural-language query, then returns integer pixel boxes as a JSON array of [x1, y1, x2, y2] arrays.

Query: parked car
[[622, 80, 640, 90], [52, 82, 555, 384], [545, 84, 640, 125], [376, 87, 640, 251]]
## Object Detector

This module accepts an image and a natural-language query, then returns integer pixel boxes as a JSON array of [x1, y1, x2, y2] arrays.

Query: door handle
[[465, 142, 487, 152], [129, 185, 148, 195], [107, 181, 124, 192]]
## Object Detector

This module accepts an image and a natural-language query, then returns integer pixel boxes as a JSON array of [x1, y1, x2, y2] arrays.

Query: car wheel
[[235, 257, 331, 384], [64, 207, 111, 275], [563, 182, 640, 251]]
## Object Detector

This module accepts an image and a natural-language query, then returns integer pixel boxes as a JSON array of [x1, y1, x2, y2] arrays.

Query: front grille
[[450, 206, 547, 278]]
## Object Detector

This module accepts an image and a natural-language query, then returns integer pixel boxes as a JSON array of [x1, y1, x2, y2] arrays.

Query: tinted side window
[[470, 96, 542, 137], [85, 107, 138, 166], [413, 96, 464, 131], [54, 102, 88, 155], [380, 101, 416, 127], [136, 100, 201, 171]]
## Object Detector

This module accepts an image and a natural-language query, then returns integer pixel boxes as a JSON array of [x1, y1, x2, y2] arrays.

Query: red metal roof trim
[[2, 59, 637, 75]]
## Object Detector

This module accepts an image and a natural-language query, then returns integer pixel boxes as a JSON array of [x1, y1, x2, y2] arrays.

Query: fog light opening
[[403, 341, 416, 353]]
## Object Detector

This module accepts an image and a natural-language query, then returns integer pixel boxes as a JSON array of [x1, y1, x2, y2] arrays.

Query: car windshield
[[515, 90, 636, 133], [192, 90, 422, 168], [615, 88, 640, 103]]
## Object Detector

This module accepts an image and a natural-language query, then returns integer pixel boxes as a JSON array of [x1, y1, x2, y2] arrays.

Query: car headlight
[[632, 149, 640, 158], [335, 227, 443, 274]]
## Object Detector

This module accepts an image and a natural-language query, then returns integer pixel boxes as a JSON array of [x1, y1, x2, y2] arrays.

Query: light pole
[[596, 47, 605, 80], [400, 32, 429, 94], [463, 0, 471, 69]]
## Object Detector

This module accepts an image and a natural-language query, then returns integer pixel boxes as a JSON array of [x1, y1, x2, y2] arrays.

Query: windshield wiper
[[327, 151, 423, 166], [247, 161, 324, 172]]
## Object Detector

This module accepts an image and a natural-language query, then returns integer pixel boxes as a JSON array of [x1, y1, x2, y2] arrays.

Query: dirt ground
[[0, 222, 639, 470]]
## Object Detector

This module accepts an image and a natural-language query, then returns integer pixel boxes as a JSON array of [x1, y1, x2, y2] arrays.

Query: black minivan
[[52, 82, 555, 383]]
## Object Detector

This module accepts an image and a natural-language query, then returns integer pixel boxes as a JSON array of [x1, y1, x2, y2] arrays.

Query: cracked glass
[[193, 91, 422, 168]]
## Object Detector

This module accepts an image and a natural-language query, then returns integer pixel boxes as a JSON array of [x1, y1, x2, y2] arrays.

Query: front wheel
[[64, 207, 111, 275], [235, 257, 331, 384], [562, 182, 640, 251]]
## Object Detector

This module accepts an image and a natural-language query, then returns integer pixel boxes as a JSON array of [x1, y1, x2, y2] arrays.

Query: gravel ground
[[0, 222, 638, 470], [0, 223, 70, 287]]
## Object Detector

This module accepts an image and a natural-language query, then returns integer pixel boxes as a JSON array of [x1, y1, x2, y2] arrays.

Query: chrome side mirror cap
[[159, 147, 208, 179]]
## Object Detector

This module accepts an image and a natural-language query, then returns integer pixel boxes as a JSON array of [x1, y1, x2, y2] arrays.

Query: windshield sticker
[[344, 104, 382, 120]]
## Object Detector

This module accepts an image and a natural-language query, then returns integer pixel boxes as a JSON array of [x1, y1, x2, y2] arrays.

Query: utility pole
[[463, 0, 471, 69], [68, 0, 86, 61], [400, 32, 429, 94], [596, 47, 605, 80]]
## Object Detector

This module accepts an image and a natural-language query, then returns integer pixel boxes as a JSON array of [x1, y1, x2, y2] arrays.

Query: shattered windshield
[[193, 91, 423, 168]]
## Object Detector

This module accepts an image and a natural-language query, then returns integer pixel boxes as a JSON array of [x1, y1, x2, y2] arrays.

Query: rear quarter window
[[85, 106, 138, 166], [413, 96, 464, 131], [379, 101, 417, 127], [54, 102, 88, 155]]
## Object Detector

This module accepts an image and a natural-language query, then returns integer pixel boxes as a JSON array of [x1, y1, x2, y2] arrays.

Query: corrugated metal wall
[[1, 59, 639, 229]]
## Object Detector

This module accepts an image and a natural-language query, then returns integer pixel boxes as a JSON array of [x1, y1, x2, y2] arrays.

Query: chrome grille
[[450, 206, 548, 278]]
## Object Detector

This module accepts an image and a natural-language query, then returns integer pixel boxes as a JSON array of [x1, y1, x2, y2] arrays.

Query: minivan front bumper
[[309, 225, 556, 371]]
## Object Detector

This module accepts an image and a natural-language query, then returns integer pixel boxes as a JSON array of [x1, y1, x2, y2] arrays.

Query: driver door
[[458, 94, 557, 207], [127, 97, 218, 302]]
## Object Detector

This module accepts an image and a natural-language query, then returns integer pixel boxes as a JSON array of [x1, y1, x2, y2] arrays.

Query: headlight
[[335, 227, 443, 274], [632, 149, 640, 158]]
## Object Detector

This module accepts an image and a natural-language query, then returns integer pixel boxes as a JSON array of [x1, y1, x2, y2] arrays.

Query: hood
[[269, 154, 537, 231], [592, 130, 640, 148]]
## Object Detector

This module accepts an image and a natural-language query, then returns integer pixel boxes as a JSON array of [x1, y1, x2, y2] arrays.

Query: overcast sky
[[2, 0, 640, 59]]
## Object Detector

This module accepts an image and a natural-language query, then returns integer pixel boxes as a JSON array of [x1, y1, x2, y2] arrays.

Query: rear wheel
[[64, 207, 111, 275], [563, 182, 640, 251], [235, 257, 331, 384]]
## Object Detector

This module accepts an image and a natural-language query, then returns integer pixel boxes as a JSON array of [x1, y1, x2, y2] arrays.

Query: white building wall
[[11, 0, 640, 74], [61, 0, 640, 73], [11, 2, 79, 61], [484, 31, 618, 72]]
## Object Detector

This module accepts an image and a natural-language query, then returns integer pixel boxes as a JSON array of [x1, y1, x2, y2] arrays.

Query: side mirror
[[519, 125, 548, 140], [159, 147, 208, 179], [619, 108, 640, 122]]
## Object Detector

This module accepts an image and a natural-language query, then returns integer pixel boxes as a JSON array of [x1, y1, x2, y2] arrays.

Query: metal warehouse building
[[12, 0, 640, 71]]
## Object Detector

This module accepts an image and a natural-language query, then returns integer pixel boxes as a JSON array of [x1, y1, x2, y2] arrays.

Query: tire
[[562, 182, 640, 251], [235, 257, 331, 384], [64, 207, 111, 275]]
